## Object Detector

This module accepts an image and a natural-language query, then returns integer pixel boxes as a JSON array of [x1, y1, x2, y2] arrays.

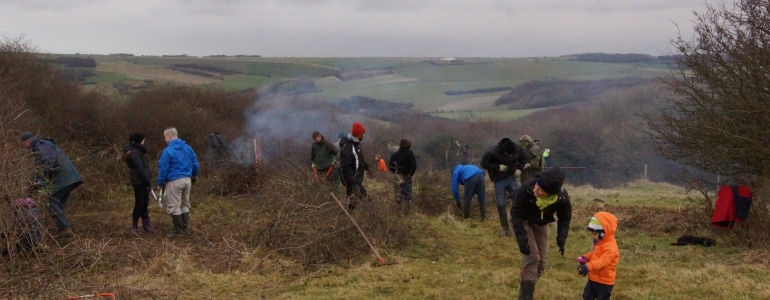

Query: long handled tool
[[330, 192, 387, 265]]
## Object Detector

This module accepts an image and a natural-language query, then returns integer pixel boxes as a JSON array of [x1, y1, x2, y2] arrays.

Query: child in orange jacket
[[577, 212, 619, 300], [375, 154, 388, 172]]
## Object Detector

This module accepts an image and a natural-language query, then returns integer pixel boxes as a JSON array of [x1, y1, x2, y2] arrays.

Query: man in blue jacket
[[20, 132, 82, 239], [451, 164, 486, 220], [157, 127, 199, 239]]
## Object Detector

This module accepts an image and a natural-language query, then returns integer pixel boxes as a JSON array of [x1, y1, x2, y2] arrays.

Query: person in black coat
[[389, 139, 417, 214], [480, 138, 526, 236], [122, 133, 155, 233], [339, 122, 370, 209]]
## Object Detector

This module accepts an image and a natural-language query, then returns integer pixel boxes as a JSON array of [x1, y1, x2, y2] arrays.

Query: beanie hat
[[519, 135, 532, 143], [129, 132, 145, 144], [351, 122, 366, 137], [18, 132, 35, 142], [536, 167, 565, 195], [501, 140, 516, 154], [399, 139, 412, 149], [587, 216, 606, 239]]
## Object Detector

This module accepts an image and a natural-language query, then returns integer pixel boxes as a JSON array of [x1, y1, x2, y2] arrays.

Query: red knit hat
[[351, 122, 366, 137]]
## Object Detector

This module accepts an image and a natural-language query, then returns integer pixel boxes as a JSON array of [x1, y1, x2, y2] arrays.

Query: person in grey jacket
[[20, 132, 82, 239]]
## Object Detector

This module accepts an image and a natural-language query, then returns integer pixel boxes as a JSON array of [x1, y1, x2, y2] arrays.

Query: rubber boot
[[480, 203, 487, 221], [142, 217, 156, 233], [497, 206, 509, 236], [180, 213, 190, 235], [518, 281, 536, 300], [131, 217, 139, 234], [166, 215, 184, 239]]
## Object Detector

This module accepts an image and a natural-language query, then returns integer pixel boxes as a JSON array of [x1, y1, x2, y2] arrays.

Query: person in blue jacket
[[451, 164, 487, 220], [20, 132, 82, 239], [157, 127, 199, 239]]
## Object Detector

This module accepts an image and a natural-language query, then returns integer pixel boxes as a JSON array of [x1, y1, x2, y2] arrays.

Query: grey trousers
[[164, 177, 191, 216]]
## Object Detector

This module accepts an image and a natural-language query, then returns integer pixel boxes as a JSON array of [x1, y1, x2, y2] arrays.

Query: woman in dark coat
[[122, 133, 155, 233]]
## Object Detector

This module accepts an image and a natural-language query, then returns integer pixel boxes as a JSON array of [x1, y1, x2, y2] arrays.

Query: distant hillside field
[[75, 54, 670, 119]]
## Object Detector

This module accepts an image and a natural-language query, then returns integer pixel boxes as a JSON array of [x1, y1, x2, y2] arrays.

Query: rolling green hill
[[74, 54, 669, 118]]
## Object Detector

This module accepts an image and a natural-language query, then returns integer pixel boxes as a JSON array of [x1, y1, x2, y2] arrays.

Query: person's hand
[[524, 163, 531, 169], [191, 176, 197, 185], [577, 264, 589, 276], [514, 169, 521, 178], [311, 163, 316, 169], [518, 239, 530, 255], [456, 202, 463, 209], [577, 256, 588, 264], [499, 165, 508, 172], [557, 240, 565, 256]]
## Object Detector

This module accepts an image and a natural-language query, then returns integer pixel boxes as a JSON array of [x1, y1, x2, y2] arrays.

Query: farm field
[[75, 55, 670, 117]]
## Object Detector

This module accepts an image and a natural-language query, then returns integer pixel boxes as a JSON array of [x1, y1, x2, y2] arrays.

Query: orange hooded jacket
[[377, 158, 387, 172], [582, 212, 619, 285]]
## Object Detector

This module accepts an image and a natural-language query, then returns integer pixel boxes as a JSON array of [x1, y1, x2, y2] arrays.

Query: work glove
[[577, 264, 589, 276], [557, 240, 565, 256], [191, 176, 197, 185], [456, 202, 463, 209], [514, 169, 521, 178], [311, 163, 316, 169], [524, 163, 531, 169], [577, 256, 588, 264], [499, 165, 508, 172], [518, 239, 530, 256]]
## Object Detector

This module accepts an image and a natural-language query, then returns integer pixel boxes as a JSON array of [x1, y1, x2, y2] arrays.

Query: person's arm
[[189, 146, 200, 177], [517, 146, 527, 171], [36, 142, 61, 180], [311, 146, 316, 163], [586, 247, 614, 272], [129, 151, 152, 184], [157, 150, 170, 186], [556, 191, 573, 253], [408, 152, 417, 176], [326, 140, 338, 155], [480, 150, 496, 172], [510, 188, 530, 255]]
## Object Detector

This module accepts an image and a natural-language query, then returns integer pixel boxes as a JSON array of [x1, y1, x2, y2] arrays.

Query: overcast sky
[[0, 0, 719, 57]]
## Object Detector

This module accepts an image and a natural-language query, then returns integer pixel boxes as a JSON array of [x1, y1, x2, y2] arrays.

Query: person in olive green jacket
[[311, 131, 339, 184], [519, 135, 543, 185]]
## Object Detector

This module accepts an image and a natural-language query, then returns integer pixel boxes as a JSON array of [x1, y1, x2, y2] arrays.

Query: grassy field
[[73, 55, 671, 118], [9, 179, 768, 299], [430, 108, 545, 121]]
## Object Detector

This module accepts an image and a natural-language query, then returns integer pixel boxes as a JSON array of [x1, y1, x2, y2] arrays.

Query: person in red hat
[[338, 122, 371, 209]]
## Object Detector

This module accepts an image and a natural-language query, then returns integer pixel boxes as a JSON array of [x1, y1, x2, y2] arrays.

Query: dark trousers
[[132, 184, 151, 221], [582, 280, 613, 300], [47, 183, 79, 231], [462, 173, 486, 208], [396, 177, 413, 203]]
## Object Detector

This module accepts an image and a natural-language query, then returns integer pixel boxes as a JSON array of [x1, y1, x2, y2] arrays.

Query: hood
[[124, 143, 147, 154], [346, 133, 361, 144], [168, 139, 188, 150], [593, 212, 618, 239]]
